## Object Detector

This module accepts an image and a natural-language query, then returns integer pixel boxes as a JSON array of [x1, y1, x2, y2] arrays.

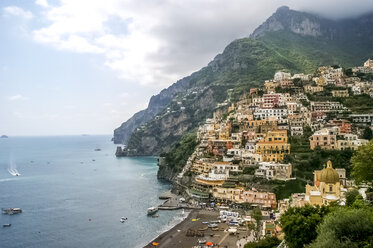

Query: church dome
[[319, 161, 340, 184]]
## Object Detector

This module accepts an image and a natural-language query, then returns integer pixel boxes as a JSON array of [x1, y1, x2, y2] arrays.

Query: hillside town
[[162, 59, 373, 245]]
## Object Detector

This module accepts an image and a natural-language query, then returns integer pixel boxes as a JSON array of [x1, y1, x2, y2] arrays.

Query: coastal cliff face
[[113, 76, 193, 144], [114, 6, 373, 156]]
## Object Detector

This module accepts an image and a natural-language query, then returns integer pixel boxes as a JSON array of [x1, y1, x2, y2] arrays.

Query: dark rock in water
[[115, 146, 138, 157], [1, 135, 8, 138]]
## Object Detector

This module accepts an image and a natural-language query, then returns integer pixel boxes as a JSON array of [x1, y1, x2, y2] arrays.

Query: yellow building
[[264, 80, 278, 93], [218, 128, 230, 140], [305, 161, 343, 206], [191, 160, 214, 176], [316, 77, 326, 86], [255, 130, 290, 162]]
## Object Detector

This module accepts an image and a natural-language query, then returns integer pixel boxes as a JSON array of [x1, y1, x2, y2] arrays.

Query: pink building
[[262, 94, 280, 108], [242, 189, 277, 209]]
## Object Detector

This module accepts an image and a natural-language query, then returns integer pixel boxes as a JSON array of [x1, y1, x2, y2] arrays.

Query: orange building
[[255, 130, 290, 162]]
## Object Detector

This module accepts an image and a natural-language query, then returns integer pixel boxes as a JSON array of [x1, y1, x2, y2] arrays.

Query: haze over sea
[[0, 135, 183, 248]]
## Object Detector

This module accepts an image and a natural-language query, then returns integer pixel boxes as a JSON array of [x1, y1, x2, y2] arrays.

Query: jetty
[[157, 193, 200, 210]]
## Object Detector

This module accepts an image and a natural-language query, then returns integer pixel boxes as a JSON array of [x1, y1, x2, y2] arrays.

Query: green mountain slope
[[115, 7, 373, 173]]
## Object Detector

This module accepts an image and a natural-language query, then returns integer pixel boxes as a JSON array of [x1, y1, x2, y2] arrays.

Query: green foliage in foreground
[[160, 131, 198, 173], [308, 208, 373, 248], [244, 236, 281, 248], [280, 205, 331, 248], [351, 140, 373, 187], [345, 189, 361, 207]]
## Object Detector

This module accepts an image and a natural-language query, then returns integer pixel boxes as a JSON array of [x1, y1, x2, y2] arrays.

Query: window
[[329, 185, 333, 192]]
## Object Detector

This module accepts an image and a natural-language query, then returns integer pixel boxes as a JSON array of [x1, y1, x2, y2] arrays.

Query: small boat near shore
[[147, 207, 158, 215], [2, 208, 22, 215]]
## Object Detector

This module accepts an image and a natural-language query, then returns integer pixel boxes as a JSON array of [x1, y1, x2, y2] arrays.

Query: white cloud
[[3, 6, 33, 19], [35, 0, 49, 8], [8, 94, 28, 101], [31, 0, 373, 88]]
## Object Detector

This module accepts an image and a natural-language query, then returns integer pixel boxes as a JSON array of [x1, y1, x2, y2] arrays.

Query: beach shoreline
[[143, 210, 196, 248], [144, 209, 254, 248]]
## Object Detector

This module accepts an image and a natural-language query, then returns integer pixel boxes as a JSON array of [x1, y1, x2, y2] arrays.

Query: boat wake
[[8, 168, 20, 176], [8, 158, 20, 176]]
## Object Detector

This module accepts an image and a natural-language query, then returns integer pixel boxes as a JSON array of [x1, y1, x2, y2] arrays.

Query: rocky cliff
[[113, 6, 373, 156], [251, 6, 373, 44], [113, 75, 193, 144]]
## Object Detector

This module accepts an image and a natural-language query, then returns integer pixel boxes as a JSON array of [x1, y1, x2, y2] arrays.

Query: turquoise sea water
[[0, 135, 182, 248]]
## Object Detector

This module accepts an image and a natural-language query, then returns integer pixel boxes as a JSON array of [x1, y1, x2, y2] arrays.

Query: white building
[[274, 71, 291, 81], [255, 162, 293, 181], [253, 108, 288, 120]]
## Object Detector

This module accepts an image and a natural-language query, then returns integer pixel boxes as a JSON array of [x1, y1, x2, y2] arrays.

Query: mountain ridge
[[113, 7, 373, 157]]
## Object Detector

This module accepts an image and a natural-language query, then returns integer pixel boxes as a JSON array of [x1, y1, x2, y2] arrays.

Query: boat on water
[[147, 207, 158, 215], [3, 224, 11, 227], [120, 217, 127, 223], [2, 208, 22, 215]]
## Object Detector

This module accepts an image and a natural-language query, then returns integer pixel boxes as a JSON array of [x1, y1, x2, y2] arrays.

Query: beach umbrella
[[206, 242, 213, 246]]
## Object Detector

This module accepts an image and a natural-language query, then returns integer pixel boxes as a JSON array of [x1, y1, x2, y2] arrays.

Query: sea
[[0, 135, 185, 248]]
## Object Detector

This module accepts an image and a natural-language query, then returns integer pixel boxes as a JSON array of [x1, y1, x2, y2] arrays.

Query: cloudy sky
[[1, 0, 373, 136]]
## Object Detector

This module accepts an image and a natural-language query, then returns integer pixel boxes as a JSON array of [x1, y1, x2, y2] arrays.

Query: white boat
[[2, 208, 22, 215], [147, 207, 158, 215], [120, 217, 127, 223]]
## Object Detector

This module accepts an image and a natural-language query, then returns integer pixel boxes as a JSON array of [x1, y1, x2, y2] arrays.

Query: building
[[274, 71, 291, 81], [253, 108, 288, 120], [212, 187, 243, 203], [191, 160, 214, 175], [242, 189, 277, 209], [364, 59, 373, 68], [292, 73, 311, 81], [332, 89, 349, 98], [291, 193, 306, 207], [328, 119, 351, 134], [255, 130, 290, 162], [304, 85, 324, 94], [350, 114, 373, 124], [310, 101, 345, 112], [264, 80, 278, 93], [208, 139, 237, 156], [337, 134, 368, 151], [309, 128, 338, 150], [255, 162, 292, 181], [213, 162, 241, 173], [305, 161, 344, 206]]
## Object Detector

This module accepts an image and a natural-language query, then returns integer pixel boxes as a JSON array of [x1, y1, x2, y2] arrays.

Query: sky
[[1, 0, 373, 136]]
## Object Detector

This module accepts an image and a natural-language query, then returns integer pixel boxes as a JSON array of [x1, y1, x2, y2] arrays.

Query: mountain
[[113, 6, 373, 157]]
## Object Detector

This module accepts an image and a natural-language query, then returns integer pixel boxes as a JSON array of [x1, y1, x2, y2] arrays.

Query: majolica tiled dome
[[320, 161, 340, 184]]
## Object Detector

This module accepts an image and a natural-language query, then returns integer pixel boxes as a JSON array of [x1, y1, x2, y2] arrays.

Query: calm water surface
[[0, 135, 183, 248]]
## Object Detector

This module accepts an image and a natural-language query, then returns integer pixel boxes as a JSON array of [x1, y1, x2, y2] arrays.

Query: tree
[[252, 207, 263, 238], [280, 205, 330, 248], [244, 236, 281, 248], [351, 140, 373, 187], [362, 127, 373, 140], [345, 189, 360, 207], [308, 208, 373, 248]]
